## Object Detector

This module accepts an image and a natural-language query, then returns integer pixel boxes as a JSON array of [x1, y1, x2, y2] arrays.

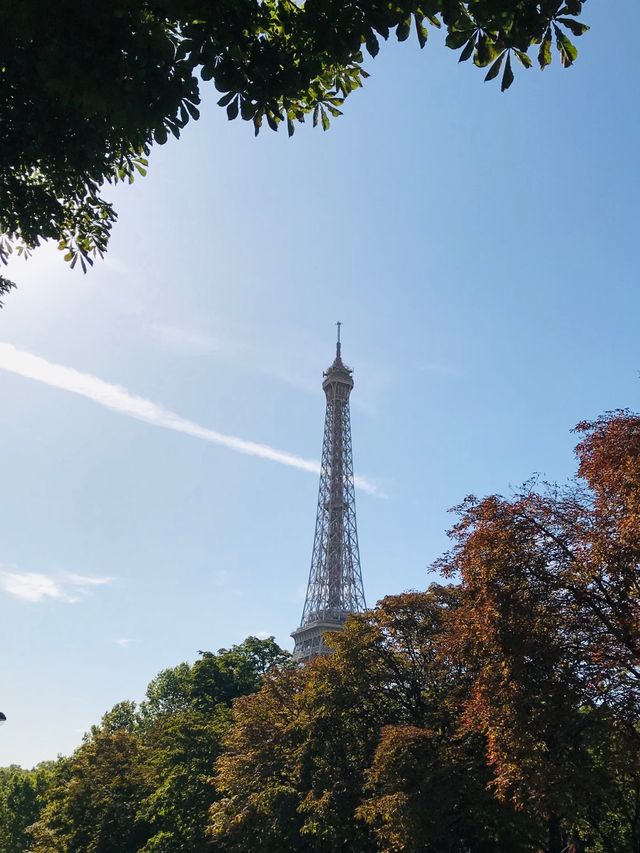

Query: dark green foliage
[[2, 611, 638, 852], [0, 1, 590, 288], [211, 409, 640, 852], [211, 589, 542, 852], [8, 637, 290, 853], [0, 764, 56, 852], [4, 413, 640, 852], [211, 592, 640, 853], [0, 276, 15, 307], [29, 733, 151, 853], [0, 237, 17, 307]]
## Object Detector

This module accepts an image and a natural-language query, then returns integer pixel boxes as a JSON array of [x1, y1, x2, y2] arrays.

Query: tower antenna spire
[[336, 321, 342, 358]]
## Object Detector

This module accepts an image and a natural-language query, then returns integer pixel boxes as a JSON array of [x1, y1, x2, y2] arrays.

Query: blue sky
[[1, 3, 638, 768]]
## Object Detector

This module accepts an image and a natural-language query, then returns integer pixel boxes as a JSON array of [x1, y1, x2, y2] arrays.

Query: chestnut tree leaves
[[0, 1, 590, 293]]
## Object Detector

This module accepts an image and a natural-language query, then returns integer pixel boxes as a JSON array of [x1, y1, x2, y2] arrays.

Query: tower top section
[[323, 321, 353, 394]]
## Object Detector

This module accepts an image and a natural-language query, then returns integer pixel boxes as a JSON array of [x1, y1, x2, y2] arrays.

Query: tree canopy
[[0, 0, 589, 292], [212, 410, 640, 853], [2, 637, 291, 853], [4, 407, 638, 853], [211, 587, 539, 852]]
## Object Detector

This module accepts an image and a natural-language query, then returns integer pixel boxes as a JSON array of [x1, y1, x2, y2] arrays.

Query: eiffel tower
[[292, 324, 367, 662]]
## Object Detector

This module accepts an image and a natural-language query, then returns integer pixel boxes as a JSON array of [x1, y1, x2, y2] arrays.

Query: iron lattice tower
[[292, 324, 366, 662]]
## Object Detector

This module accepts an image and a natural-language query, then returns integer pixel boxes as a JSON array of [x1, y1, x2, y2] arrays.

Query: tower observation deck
[[291, 324, 367, 662]]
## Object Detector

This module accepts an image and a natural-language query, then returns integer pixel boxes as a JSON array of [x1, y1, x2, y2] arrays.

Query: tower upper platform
[[322, 324, 354, 395]]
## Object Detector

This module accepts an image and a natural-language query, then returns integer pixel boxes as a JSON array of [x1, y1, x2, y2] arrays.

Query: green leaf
[[396, 17, 411, 42], [538, 29, 552, 68], [63, 251, 74, 262], [557, 17, 589, 37], [287, 117, 295, 137], [365, 30, 379, 57], [201, 64, 215, 81], [321, 107, 330, 131], [266, 112, 279, 132], [253, 113, 262, 136], [414, 15, 428, 49], [474, 34, 497, 68], [313, 104, 319, 127], [217, 92, 236, 108], [0, 276, 16, 308], [174, 40, 189, 62], [154, 126, 168, 145], [226, 97, 239, 120], [515, 49, 532, 69], [501, 53, 514, 91], [459, 37, 475, 63], [484, 52, 504, 82], [446, 29, 472, 50], [554, 25, 578, 67], [240, 98, 254, 121]]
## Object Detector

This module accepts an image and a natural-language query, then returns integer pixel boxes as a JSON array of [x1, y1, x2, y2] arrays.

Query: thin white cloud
[[149, 323, 222, 355], [147, 319, 390, 423], [254, 361, 318, 396], [0, 572, 72, 603], [64, 572, 114, 588], [149, 319, 318, 393], [0, 342, 382, 496], [113, 637, 133, 647], [0, 569, 114, 604]]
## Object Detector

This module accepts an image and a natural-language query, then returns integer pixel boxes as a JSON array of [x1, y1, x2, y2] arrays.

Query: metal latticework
[[292, 328, 366, 662]]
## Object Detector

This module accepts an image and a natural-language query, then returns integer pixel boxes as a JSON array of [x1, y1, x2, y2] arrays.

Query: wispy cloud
[[0, 342, 382, 495], [113, 637, 133, 647], [147, 319, 390, 418], [149, 323, 223, 356], [64, 573, 113, 588], [0, 569, 114, 604], [149, 319, 318, 393]]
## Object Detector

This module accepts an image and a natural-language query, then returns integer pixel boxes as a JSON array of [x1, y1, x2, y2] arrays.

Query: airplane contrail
[[0, 342, 381, 495]]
